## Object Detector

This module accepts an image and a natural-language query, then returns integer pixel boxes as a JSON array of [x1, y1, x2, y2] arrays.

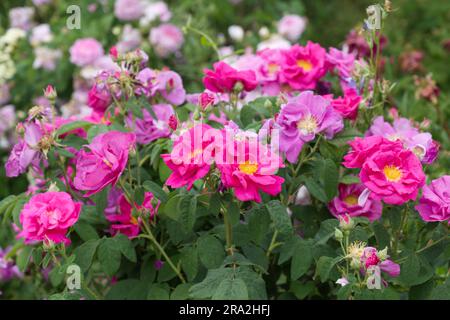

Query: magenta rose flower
[[107, 192, 160, 239], [216, 133, 284, 203], [343, 136, 403, 169], [280, 41, 328, 90], [154, 70, 186, 105], [5, 121, 44, 177], [69, 38, 104, 67], [125, 104, 174, 144], [161, 124, 218, 190], [415, 175, 450, 223], [331, 88, 362, 120], [328, 183, 382, 222], [87, 71, 112, 114], [203, 61, 258, 93], [18, 192, 81, 245], [74, 131, 136, 196], [360, 147, 425, 205], [326, 47, 356, 79], [276, 91, 343, 163]]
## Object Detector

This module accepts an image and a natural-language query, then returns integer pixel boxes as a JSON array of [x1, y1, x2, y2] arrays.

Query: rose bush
[[0, 0, 449, 300]]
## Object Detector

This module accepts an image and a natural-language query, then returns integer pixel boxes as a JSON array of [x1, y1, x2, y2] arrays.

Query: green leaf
[[240, 104, 257, 127], [16, 246, 33, 272], [431, 279, 450, 300], [197, 235, 225, 269], [265, 200, 293, 238], [74, 239, 99, 272], [181, 246, 199, 282], [143, 181, 168, 202], [315, 256, 340, 282], [189, 268, 234, 299], [97, 238, 121, 276], [247, 207, 271, 245], [372, 222, 390, 249], [147, 284, 170, 300], [303, 176, 328, 203], [114, 234, 137, 263], [235, 267, 267, 300], [291, 240, 313, 280], [179, 195, 197, 231], [55, 121, 93, 137], [330, 127, 363, 147], [74, 221, 99, 241], [339, 175, 361, 185], [314, 219, 339, 245], [87, 125, 109, 143], [171, 283, 192, 300], [212, 278, 249, 300]]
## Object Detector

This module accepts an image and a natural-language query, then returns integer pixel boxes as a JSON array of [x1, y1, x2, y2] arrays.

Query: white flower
[[30, 24, 53, 46], [258, 26, 270, 38], [336, 277, 349, 287], [228, 25, 244, 42], [277, 15, 307, 42]]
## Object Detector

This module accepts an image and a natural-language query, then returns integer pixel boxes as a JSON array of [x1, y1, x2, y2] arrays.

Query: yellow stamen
[[239, 162, 258, 175], [383, 165, 402, 182], [296, 59, 313, 72], [344, 195, 358, 206], [297, 115, 318, 135], [268, 63, 279, 74]]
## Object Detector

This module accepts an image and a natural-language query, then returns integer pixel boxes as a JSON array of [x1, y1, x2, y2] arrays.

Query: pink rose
[[280, 41, 329, 90], [149, 24, 184, 57], [18, 192, 81, 245], [360, 147, 425, 205], [69, 38, 104, 67], [74, 131, 136, 196], [277, 15, 307, 42], [203, 61, 258, 93], [331, 88, 362, 120], [343, 136, 403, 169], [415, 175, 450, 223]]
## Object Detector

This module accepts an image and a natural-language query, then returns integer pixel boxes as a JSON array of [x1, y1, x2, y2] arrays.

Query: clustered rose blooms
[[74, 131, 136, 196], [18, 192, 81, 245], [367, 116, 439, 165]]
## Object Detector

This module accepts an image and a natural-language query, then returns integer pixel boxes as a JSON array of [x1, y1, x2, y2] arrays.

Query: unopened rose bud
[[264, 99, 273, 110], [16, 122, 25, 136], [294, 185, 311, 205], [44, 85, 57, 100], [109, 46, 118, 60], [168, 114, 178, 131], [334, 228, 344, 242], [233, 81, 244, 93], [350, 258, 361, 270], [339, 214, 355, 231], [377, 247, 388, 261]]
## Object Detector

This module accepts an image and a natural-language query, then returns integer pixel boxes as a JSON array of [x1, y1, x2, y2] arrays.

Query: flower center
[[189, 149, 203, 160], [297, 115, 318, 135], [383, 165, 402, 182], [239, 162, 258, 175], [103, 158, 113, 168], [343, 195, 358, 206], [268, 63, 279, 74], [296, 59, 313, 72]]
